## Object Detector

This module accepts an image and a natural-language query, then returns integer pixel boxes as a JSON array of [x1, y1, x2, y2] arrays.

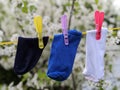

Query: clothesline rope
[[0, 27, 120, 45], [82, 27, 120, 35]]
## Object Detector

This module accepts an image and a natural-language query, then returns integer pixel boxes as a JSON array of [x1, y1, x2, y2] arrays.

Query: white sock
[[83, 28, 108, 82]]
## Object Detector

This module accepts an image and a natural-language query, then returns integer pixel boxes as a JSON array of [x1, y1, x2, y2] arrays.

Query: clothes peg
[[61, 14, 69, 45], [34, 16, 44, 49], [95, 10, 104, 40]]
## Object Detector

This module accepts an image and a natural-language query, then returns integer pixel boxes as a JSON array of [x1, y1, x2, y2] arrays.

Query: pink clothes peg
[[95, 10, 104, 40], [61, 14, 69, 45]]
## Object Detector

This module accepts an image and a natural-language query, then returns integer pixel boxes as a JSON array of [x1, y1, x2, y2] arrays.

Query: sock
[[14, 36, 49, 75], [47, 30, 82, 81], [83, 28, 108, 82]]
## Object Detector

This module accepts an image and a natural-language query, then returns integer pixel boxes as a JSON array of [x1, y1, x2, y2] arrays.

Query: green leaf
[[0, 3, 3, 9], [85, 2, 93, 11], [109, 64, 112, 72], [38, 70, 46, 79], [64, 2, 71, 7], [0, 85, 2, 89], [21, 1, 28, 13], [99, 87, 104, 90], [23, 1, 28, 7], [2, 55, 9, 61], [22, 73, 29, 82], [95, 0, 99, 4], [75, 2, 79, 7], [112, 31, 117, 37], [22, 6, 28, 13], [97, 5, 102, 10], [17, 3, 22, 8], [112, 86, 118, 90], [25, 20, 30, 24], [29, 5, 37, 12]]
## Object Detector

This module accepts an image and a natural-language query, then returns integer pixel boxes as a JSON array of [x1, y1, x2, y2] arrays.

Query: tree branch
[[71, 72, 76, 90], [68, 0, 76, 30], [68, 0, 77, 90]]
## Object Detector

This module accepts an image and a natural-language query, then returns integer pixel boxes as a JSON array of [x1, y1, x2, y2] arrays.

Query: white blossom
[[0, 0, 120, 89]]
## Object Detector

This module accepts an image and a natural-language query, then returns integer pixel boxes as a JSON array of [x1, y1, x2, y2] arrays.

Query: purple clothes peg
[[61, 14, 69, 45]]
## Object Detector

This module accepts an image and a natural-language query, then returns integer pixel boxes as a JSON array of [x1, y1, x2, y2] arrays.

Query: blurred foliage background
[[0, 0, 120, 90]]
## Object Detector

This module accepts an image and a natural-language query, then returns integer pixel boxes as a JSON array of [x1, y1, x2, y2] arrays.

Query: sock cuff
[[68, 29, 82, 36], [17, 36, 49, 48]]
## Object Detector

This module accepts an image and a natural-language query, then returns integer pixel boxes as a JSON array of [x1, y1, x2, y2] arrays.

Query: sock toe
[[47, 72, 68, 81]]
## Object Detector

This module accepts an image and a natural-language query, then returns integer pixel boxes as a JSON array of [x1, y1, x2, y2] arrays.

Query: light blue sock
[[47, 30, 82, 81]]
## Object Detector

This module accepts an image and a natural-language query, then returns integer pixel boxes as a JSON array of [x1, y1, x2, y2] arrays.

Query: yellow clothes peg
[[34, 16, 44, 49]]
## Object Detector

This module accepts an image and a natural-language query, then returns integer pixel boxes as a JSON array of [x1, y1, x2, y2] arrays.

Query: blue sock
[[47, 30, 82, 81]]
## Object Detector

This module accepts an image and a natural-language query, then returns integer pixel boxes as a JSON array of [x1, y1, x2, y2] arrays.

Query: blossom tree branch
[[68, 0, 76, 30], [68, 0, 77, 90]]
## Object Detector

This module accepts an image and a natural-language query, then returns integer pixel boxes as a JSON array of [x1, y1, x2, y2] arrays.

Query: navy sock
[[47, 30, 82, 81], [14, 36, 49, 75]]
